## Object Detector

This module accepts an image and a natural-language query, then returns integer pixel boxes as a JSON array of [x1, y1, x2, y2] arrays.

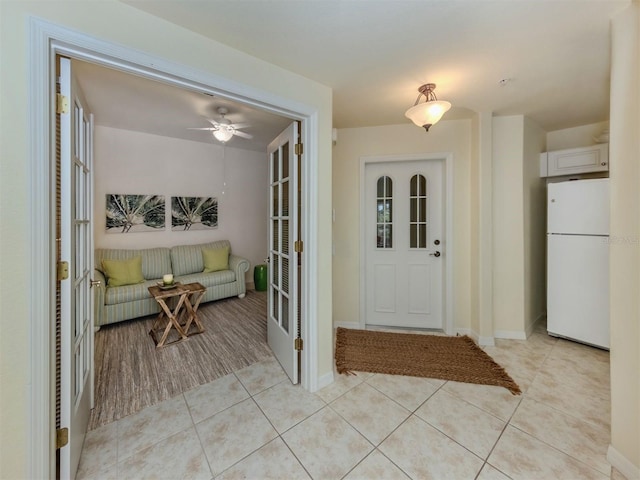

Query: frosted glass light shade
[[405, 100, 452, 131], [213, 127, 234, 143]]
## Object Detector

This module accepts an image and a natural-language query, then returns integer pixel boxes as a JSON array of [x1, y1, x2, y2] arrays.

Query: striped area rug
[[89, 290, 272, 429]]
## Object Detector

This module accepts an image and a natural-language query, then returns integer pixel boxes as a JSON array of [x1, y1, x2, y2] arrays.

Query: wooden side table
[[148, 282, 206, 348]]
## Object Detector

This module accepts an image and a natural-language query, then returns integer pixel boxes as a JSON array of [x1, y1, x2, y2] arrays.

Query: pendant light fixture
[[405, 83, 451, 132]]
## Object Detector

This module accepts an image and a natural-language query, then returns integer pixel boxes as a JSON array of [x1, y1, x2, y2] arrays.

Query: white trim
[[358, 152, 455, 336], [493, 330, 528, 340], [478, 336, 496, 346], [335, 321, 361, 330], [28, 17, 321, 474], [526, 312, 546, 338], [607, 445, 640, 479], [316, 371, 335, 391], [28, 18, 57, 480]]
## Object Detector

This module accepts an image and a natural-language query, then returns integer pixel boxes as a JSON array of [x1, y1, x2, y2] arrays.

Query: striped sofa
[[93, 240, 249, 328]]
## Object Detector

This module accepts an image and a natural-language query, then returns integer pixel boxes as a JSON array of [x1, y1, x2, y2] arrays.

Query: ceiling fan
[[189, 107, 253, 143]]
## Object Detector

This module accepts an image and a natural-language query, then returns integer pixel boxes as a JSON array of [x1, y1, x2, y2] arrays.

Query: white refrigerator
[[547, 178, 610, 349]]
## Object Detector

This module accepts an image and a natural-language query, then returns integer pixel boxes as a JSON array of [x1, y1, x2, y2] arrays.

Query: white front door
[[267, 122, 300, 383], [364, 159, 444, 329], [59, 56, 95, 479]]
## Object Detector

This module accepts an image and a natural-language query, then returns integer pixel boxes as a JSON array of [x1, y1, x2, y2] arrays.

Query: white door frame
[[359, 153, 454, 334], [28, 18, 320, 479]]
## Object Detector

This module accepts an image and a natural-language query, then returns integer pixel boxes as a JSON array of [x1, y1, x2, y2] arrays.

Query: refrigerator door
[[547, 178, 609, 235], [547, 234, 609, 349]]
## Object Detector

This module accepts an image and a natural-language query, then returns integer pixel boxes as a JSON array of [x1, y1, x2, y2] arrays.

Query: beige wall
[[491, 115, 546, 337], [94, 126, 269, 282], [492, 116, 527, 336], [0, 1, 332, 477], [546, 121, 610, 151], [522, 117, 547, 335], [332, 120, 472, 332], [609, 2, 640, 475]]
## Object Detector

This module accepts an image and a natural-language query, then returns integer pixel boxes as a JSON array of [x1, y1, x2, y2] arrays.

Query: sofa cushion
[[178, 270, 236, 289], [105, 279, 158, 305], [171, 240, 231, 276], [96, 247, 171, 280], [202, 246, 230, 273], [102, 256, 145, 287]]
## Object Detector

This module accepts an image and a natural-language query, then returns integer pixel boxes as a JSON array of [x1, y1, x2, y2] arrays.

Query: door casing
[[27, 18, 321, 479], [359, 153, 455, 334]]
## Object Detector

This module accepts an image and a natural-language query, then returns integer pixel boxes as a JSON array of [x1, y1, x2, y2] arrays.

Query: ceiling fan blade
[[188, 127, 217, 131], [229, 122, 250, 129], [233, 130, 253, 139]]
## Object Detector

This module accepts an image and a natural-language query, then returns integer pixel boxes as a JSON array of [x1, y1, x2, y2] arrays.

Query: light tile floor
[[78, 324, 616, 480]]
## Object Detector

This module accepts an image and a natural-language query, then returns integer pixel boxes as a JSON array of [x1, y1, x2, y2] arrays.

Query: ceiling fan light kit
[[188, 106, 253, 143], [405, 83, 451, 132], [213, 126, 234, 143]]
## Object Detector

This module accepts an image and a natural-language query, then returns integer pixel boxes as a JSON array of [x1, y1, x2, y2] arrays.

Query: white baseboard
[[315, 370, 334, 392], [334, 321, 361, 330], [478, 335, 496, 346], [607, 445, 640, 479], [526, 312, 545, 338], [456, 328, 495, 346], [494, 329, 527, 340]]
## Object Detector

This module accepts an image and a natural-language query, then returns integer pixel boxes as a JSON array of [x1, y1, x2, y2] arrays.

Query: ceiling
[[73, 60, 292, 152], [81, 0, 628, 149]]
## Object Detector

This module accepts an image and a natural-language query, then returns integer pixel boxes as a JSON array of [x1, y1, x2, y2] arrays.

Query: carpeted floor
[[89, 290, 272, 429], [335, 327, 521, 395]]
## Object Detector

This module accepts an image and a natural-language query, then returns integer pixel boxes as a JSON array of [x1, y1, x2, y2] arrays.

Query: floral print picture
[[171, 196, 218, 231], [105, 194, 165, 233]]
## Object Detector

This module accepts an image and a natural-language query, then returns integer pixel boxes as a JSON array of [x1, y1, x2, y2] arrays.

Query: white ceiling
[[72, 60, 292, 152], [82, 0, 628, 148]]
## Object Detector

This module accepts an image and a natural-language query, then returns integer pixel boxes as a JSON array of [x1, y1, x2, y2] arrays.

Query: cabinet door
[[547, 144, 608, 177]]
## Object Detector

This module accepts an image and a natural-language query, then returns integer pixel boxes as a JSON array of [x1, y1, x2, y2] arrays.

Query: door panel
[[365, 159, 444, 329], [59, 56, 94, 480], [373, 264, 396, 313], [408, 264, 430, 314], [267, 122, 299, 383]]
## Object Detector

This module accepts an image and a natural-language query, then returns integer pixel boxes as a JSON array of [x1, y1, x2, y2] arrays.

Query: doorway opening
[[29, 19, 319, 479]]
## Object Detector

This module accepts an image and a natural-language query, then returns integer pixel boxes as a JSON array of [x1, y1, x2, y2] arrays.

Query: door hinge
[[294, 240, 303, 253], [56, 427, 69, 449], [294, 337, 303, 351], [56, 93, 69, 114], [57, 261, 69, 281], [295, 143, 303, 156]]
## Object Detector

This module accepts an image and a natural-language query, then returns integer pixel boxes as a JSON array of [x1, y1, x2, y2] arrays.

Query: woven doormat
[[335, 327, 521, 395]]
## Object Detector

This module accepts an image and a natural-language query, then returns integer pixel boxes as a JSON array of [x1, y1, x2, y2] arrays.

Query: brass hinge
[[294, 143, 303, 156], [57, 261, 69, 281], [56, 94, 69, 114], [56, 427, 69, 449], [294, 337, 303, 351], [294, 240, 303, 253]]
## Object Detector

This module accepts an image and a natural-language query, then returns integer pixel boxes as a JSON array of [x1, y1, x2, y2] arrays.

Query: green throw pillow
[[202, 246, 229, 273], [102, 256, 145, 287]]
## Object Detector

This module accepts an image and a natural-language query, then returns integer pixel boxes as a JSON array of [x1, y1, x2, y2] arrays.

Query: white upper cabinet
[[540, 143, 609, 177]]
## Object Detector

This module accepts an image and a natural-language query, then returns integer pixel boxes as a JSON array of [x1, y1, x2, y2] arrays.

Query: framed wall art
[[171, 196, 218, 231], [105, 194, 165, 233]]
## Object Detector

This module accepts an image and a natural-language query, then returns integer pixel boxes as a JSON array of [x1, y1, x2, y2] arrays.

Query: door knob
[[429, 251, 441, 257]]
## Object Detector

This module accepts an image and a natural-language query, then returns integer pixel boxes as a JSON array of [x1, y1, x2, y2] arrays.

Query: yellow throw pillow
[[102, 256, 145, 287], [202, 246, 230, 273]]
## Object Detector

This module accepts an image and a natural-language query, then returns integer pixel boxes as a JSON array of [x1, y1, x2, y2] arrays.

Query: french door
[[364, 159, 445, 329], [267, 122, 300, 383], [58, 56, 94, 479]]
